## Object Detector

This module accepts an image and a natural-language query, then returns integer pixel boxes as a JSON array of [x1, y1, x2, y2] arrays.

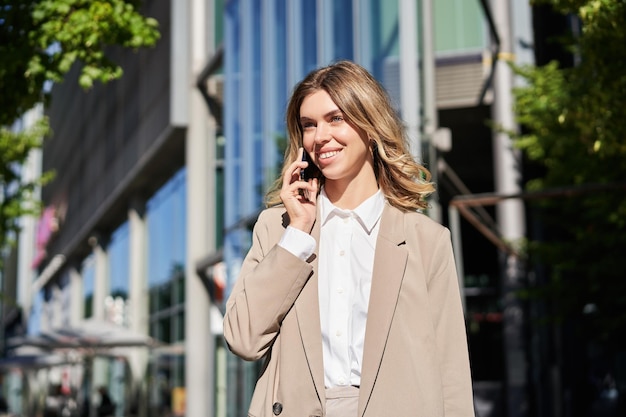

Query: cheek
[[302, 133, 315, 152], [345, 128, 370, 153]]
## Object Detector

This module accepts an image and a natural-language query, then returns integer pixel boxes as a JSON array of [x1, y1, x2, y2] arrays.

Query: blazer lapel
[[359, 204, 408, 415], [294, 204, 325, 404]]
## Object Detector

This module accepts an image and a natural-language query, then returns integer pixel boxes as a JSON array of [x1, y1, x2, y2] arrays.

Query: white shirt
[[279, 188, 385, 388]]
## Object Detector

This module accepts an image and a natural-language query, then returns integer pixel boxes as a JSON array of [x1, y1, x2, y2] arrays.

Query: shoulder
[[380, 204, 451, 252], [405, 209, 448, 232], [388, 205, 450, 238], [251, 205, 289, 244], [255, 205, 288, 227], [396, 208, 456, 272]]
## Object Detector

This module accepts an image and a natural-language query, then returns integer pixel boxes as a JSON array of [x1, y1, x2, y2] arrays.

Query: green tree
[[0, 0, 159, 268], [513, 0, 626, 348]]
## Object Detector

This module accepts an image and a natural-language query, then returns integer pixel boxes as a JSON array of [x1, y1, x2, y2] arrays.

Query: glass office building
[[221, 1, 492, 414], [222, 0, 488, 277], [4, 1, 224, 416], [222, 1, 486, 273]]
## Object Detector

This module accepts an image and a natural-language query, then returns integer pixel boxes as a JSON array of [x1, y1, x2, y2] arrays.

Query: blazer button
[[272, 402, 283, 415]]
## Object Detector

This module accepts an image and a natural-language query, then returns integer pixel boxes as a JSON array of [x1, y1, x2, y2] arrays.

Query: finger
[[281, 179, 308, 200], [283, 149, 307, 185], [298, 177, 320, 201]]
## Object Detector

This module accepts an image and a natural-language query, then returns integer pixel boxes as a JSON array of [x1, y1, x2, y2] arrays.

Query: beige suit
[[224, 201, 475, 417]]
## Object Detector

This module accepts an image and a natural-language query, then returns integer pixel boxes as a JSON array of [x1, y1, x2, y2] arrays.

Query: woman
[[224, 60, 475, 417]]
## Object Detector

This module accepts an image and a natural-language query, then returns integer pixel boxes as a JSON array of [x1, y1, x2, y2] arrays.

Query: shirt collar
[[319, 188, 385, 233]]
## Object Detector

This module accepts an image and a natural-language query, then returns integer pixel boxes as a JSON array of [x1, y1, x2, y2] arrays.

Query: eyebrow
[[300, 109, 343, 123]]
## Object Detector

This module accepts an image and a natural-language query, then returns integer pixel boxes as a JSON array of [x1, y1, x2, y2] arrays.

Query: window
[[147, 169, 186, 288], [108, 222, 129, 299], [434, 0, 486, 55], [146, 168, 187, 344]]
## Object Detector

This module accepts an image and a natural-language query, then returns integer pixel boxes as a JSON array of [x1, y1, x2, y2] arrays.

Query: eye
[[301, 121, 315, 130], [331, 115, 344, 123]]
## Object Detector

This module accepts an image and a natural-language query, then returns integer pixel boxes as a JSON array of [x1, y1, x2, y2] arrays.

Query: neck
[[324, 175, 379, 210]]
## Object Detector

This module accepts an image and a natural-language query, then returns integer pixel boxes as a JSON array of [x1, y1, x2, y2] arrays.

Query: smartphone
[[300, 151, 319, 181]]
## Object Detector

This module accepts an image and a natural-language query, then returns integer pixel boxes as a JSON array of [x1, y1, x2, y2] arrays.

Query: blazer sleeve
[[428, 227, 475, 416], [223, 209, 314, 361]]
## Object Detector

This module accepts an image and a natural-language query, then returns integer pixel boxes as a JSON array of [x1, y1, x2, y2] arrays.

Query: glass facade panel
[[251, 0, 264, 210], [29, 290, 44, 333], [363, 0, 400, 89], [146, 167, 186, 344], [214, 0, 225, 49], [434, 0, 485, 54], [264, 0, 287, 187], [145, 168, 187, 417], [108, 221, 129, 299], [147, 168, 186, 288], [333, 0, 354, 61], [225, 0, 242, 255], [301, 0, 317, 75], [274, 0, 287, 107]]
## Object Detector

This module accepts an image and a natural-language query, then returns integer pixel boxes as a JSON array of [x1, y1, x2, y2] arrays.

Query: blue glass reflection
[[333, 0, 353, 61], [147, 168, 187, 288], [29, 290, 44, 334], [301, 0, 317, 74], [109, 221, 129, 298]]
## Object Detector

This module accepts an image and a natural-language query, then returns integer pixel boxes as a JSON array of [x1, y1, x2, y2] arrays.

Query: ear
[[369, 138, 378, 152]]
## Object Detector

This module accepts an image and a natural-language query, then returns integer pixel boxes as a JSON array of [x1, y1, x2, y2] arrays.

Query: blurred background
[[1, 0, 625, 416]]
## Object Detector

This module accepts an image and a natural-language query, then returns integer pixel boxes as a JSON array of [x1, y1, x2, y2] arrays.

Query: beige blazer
[[224, 201, 475, 417]]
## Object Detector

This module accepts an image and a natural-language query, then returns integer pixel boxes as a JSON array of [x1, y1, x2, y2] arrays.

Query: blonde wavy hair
[[265, 60, 435, 212]]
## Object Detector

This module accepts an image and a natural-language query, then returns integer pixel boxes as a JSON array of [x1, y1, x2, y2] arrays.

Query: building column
[[185, 0, 217, 416], [45, 283, 64, 330], [90, 234, 110, 397], [16, 106, 43, 331], [490, 1, 528, 416], [128, 198, 149, 417], [69, 264, 83, 326], [90, 235, 109, 321], [398, 0, 422, 160]]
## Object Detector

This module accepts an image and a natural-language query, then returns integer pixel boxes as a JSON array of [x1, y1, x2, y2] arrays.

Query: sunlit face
[[300, 90, 374, 188]]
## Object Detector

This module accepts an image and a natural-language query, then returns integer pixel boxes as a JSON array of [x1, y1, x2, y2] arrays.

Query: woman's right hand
[[279, 148, 319, 232]]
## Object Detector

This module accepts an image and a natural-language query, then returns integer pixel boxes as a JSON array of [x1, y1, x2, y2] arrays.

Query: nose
[[314, 122, 331, 144]]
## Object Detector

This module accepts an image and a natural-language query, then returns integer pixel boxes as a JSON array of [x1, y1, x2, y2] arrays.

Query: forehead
[[300, 90, 340, 117]]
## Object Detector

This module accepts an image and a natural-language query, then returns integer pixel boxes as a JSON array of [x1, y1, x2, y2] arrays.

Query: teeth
[[319, 150, 339, 159]]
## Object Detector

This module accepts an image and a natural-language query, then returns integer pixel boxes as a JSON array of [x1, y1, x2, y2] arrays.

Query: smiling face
[[300, 90, 377, 196]]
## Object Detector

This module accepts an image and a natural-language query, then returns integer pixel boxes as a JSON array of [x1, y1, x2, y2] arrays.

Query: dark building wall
[[532, 4, 576, 67], [437, 105, 503, 382], [41, 0, 184, 263]]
